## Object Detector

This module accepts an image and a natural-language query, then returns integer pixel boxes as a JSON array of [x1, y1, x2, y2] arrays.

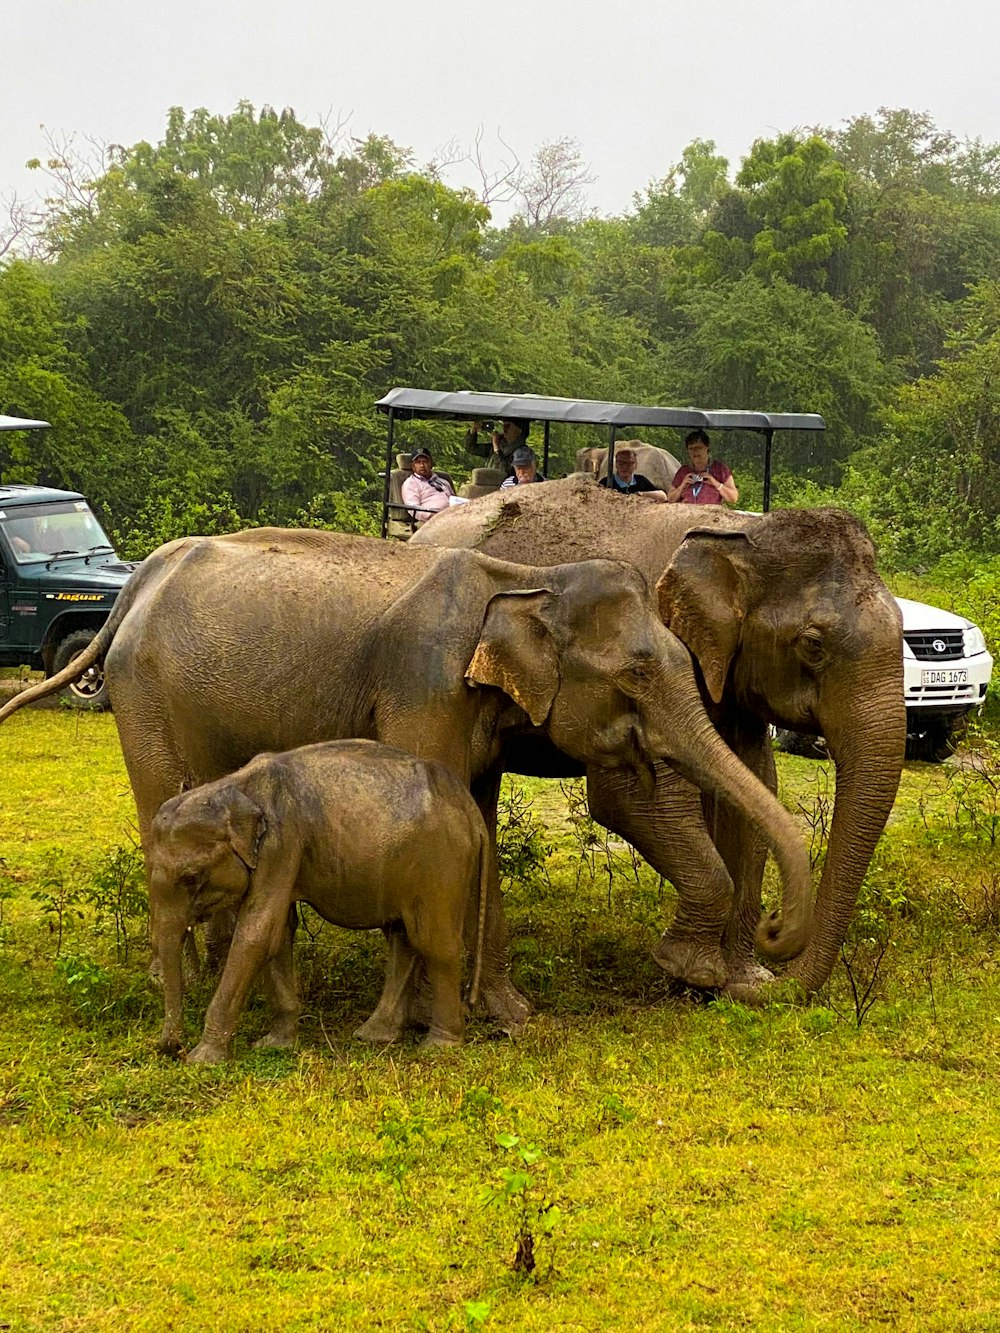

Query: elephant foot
[[158, 1034, 184, 1059], [420, 1028, 464, 1050], [475, 976, 531, 1036], [721, 960, 775, 1004], [654, 933, 728, 991], [185, 1039, 231, 1065], [252, 1028, 297, 1052], [354, 1013, 405, 1045]]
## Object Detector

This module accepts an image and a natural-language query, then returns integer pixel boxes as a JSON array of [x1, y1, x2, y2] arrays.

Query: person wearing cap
[[499, 446, 547, 488], [598, 447, 668, 502], [667, 429, 738, 505], [466, 417, 532, 479], [400, 447, 455, 523]]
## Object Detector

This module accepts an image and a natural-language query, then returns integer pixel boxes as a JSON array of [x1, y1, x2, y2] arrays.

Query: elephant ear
[[466, 589, 560, 727], [217, 786, 268, 871], [656, 530, 752, 704]]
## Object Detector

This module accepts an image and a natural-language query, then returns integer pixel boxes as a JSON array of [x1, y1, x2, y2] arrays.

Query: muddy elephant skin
[[413, 479, 905, 999], [151, 740, 493, 1062], [1, 527, 814, 1022]]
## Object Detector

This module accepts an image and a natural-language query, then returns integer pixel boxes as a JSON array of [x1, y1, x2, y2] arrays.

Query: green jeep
[[0, 475, 138, 710]]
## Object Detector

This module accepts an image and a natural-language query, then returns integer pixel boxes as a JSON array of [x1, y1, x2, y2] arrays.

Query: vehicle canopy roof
[[375, 388, 826, 529], [375, 388, 825, 434], [0, 483, 86, 507], [0, 416, 51, 432]]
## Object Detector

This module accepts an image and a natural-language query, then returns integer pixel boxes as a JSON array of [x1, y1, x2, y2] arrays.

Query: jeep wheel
[[906, 713, 968, 764], [52, 629, 110, 711], [773, 728, 830, 760]]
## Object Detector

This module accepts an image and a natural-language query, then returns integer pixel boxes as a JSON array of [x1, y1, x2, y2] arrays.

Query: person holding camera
[[466, 418, 532, 479], [667, 429, 739, 505]]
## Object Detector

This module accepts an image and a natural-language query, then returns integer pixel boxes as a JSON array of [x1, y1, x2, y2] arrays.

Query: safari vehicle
[[0, 416, 138, 709], [374, 388, 994, 761]]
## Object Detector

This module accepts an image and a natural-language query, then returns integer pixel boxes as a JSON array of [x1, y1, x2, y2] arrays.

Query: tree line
[[2, 102, 999, 566]]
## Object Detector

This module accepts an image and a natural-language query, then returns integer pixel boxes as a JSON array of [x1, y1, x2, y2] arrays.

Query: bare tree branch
[[428, 125, 523, 208], [0, 194, 35, 259], [316, 107, 354, 159], [515, 136, 596, 229], [28, 127, 115, 217]]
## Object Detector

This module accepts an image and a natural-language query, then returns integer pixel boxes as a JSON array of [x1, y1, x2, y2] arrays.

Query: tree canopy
[[4, 101, 1000, 566]]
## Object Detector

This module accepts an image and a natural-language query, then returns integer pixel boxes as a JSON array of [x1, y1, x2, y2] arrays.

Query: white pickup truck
[[897, 596, 993, 760], [778, 594, 993, 762]]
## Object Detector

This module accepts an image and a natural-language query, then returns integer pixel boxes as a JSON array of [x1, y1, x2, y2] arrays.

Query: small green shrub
[[480, 1132, 563, 1278]]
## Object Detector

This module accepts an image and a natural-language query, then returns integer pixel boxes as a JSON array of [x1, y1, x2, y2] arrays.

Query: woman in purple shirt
[[667, 430, 739, 506]]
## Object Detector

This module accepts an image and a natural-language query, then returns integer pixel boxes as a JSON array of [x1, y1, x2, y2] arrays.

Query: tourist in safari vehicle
[[667, 428, 739, 505]]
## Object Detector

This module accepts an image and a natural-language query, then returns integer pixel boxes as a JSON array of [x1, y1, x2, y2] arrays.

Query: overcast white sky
[[5, 0, 1000, 222]]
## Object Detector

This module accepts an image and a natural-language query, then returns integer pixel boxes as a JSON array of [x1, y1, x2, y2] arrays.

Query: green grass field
[[1, 710, 1000, 1330]]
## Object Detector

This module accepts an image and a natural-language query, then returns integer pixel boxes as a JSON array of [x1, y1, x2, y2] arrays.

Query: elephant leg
[[406, 759, 530, 1035], [119, 747, 190, 989], [188, 906, 288, 1064], [466, 762, 531, 1034], [403, 887, 466, 1048], [255, 905, 301, 1050], [710, 718, 779, 998], [421, 954, 465, 1048], [356, 925, 418, 1044], [586, 763, 735, 990]]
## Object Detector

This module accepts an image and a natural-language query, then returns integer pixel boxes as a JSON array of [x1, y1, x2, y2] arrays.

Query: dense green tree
[[661, 274, 889, 483], [0, 261, 133, 512], [6, 100, 1000, 565], [736, 134, 849, 288]]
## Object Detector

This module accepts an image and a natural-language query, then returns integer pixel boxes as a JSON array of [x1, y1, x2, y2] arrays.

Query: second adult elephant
[[1, 529, 814, 1027], [413, 479, 906, 1000]]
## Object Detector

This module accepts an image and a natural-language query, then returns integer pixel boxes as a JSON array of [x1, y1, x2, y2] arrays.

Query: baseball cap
[[511, 446, 536, 466], [411, 447, 432, 461]]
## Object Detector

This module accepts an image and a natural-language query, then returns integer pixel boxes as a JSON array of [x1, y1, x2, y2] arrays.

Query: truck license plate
[[921, 668, 968, 685]]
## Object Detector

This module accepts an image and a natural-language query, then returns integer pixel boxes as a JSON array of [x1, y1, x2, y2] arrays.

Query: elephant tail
[[468, 823, 493, 1008], [0, 536, 197, 726], [0, 602, 124, 724]]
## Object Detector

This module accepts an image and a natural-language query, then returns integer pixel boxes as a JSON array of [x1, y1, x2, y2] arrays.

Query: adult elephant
[[413, 478, 906, 999], [1, 528, 813, 1032]]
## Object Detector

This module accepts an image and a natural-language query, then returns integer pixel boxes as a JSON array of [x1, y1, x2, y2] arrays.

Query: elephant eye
[[796, 629, 828, 673], [621, 659, 656, 690]]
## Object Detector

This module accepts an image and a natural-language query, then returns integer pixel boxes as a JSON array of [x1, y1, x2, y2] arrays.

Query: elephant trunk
[[784, 695, 905, 996], [153, 899, 189, 1056], [653, 707, 813, 960]]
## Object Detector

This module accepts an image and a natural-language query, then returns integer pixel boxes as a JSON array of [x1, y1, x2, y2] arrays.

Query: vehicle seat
[[459, 467, 504, 499]]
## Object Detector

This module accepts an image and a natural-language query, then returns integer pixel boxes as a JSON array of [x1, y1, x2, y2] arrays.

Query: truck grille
[[905, 680, 978, 704], [905, 630, 964, 662]]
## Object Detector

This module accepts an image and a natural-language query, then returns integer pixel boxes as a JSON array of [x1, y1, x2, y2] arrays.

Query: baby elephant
[[148, 740, 492, 1063]]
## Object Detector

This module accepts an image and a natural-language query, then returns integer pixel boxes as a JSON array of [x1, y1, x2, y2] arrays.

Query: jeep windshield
[[0, 500, 115, 565]]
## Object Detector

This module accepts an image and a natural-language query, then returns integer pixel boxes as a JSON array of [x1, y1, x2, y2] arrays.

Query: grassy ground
[[1, 711, 1000, 1330]]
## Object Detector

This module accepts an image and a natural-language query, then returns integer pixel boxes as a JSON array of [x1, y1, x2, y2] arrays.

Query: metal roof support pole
[[607, 425, 617, 480], [762, 429, 774, 514], [380, 409, 396, 539], [542, 420, 551, 477]]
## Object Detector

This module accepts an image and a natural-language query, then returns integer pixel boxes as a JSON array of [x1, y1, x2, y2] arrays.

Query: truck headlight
[[964, 625, 987, 656]]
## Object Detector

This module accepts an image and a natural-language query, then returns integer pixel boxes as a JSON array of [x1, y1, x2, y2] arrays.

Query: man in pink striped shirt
[[401, 447, 455, 524]]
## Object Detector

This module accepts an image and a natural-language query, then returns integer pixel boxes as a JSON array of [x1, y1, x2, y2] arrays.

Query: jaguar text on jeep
[[0, 479, 138, 709]]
